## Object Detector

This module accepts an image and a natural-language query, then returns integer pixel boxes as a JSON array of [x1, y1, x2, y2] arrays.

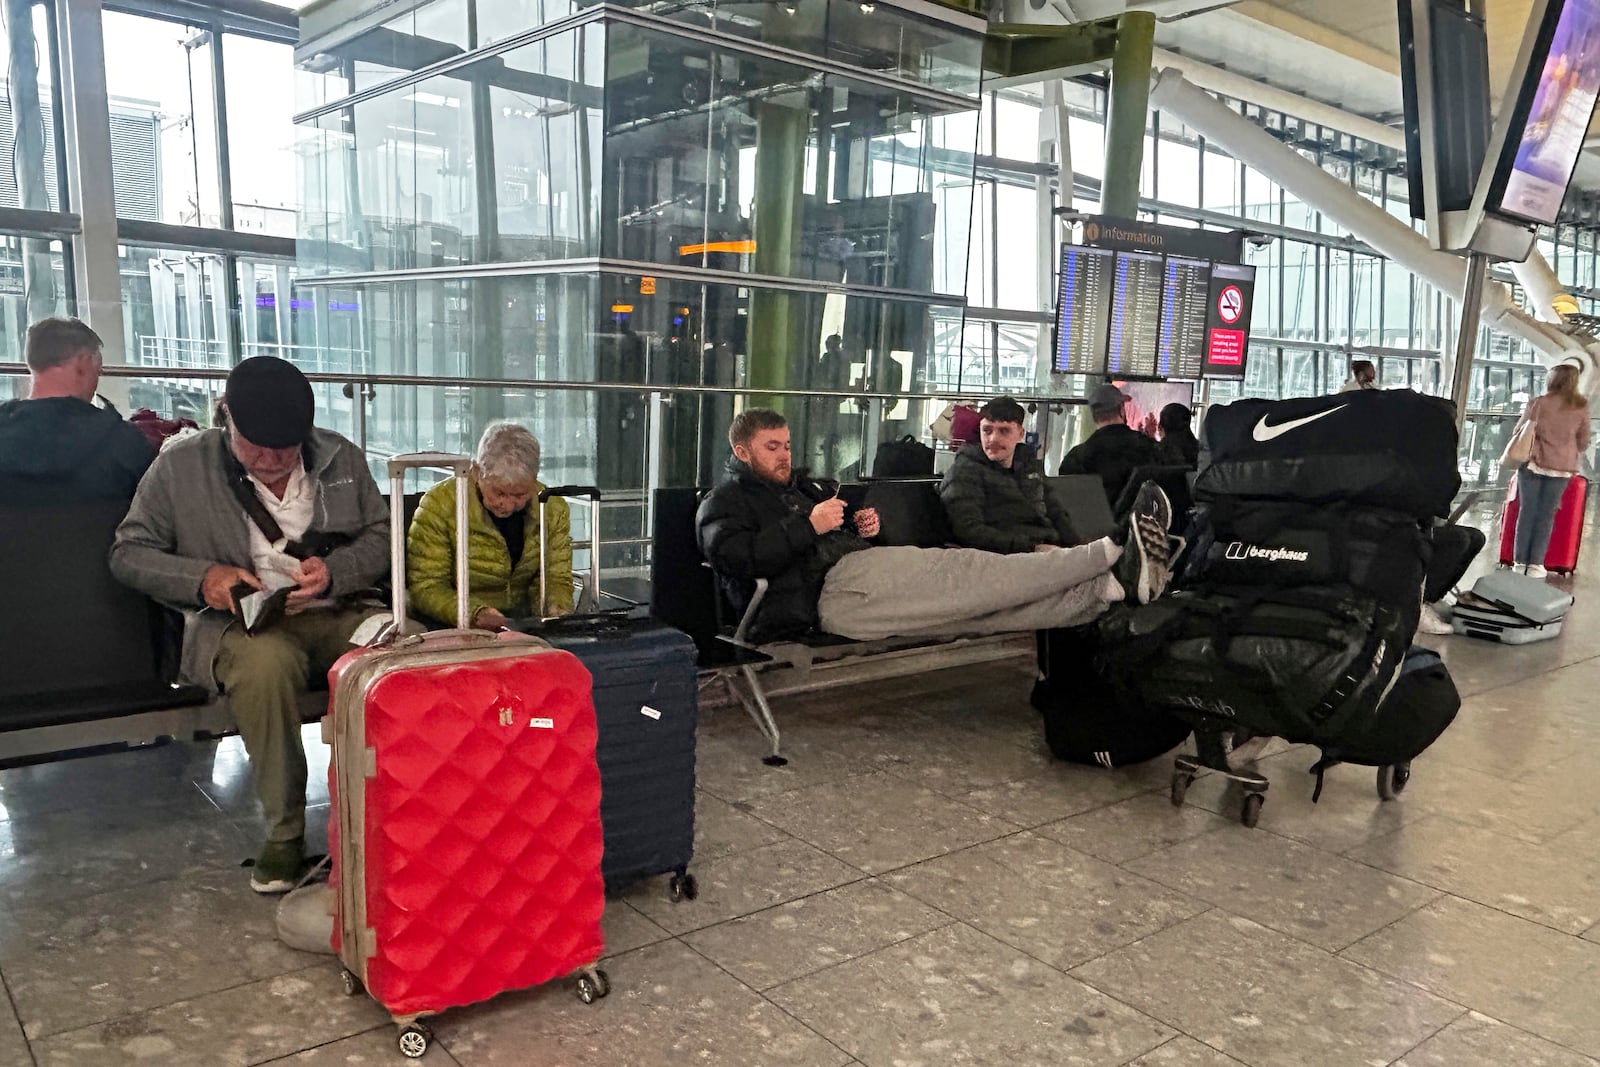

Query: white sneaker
[[1526, 564, 1549, 579], [1418, 603, 1453, 635]]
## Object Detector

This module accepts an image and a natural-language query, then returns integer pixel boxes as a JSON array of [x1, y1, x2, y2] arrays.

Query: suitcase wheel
[[1376, 762, 1411, 801], [397, 1022, 432, 1058], [339, 969, 362, 997], [576, 968, 611, 1004], [1240, 792, 1264, 829], [669, 872, 699, 903]]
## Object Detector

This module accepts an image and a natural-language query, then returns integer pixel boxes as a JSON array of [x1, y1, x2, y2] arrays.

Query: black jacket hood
[[0, 397, 133, 477], [0, 396, 155, 499]]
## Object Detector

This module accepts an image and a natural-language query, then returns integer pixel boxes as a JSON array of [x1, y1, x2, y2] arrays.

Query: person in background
[[1059, 382, 1160, 505], [1155, 403, 1200, 469], [407, 421, 573, 629], [1340, 359, 1378, 392], [1509, 363, 1591, 579], [110, 356, 389, 893], [0, 316, 154, 498], [940, 396, 1075, 553]]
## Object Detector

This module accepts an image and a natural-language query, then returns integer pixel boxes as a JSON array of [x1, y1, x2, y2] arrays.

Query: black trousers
[[1426, 523, 1486, 603]]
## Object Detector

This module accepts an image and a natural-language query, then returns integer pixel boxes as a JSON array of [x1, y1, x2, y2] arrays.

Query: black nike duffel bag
[[1197, 391, 1460, 520]]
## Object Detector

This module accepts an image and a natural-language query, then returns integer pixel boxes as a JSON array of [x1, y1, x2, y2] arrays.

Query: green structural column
[[1100, 10, 1155, 218], [747, 100, 810, 409]]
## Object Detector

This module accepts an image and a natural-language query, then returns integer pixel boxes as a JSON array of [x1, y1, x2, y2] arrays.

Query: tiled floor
[[4, 572, 1600, 1065]]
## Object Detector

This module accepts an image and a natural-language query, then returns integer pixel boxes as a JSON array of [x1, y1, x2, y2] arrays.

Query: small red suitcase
[[326, 453, 608, 1058], [1498, 474, 1588, 573]]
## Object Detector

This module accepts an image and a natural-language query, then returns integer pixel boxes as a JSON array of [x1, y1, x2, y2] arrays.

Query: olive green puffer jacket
[[406, 476, 574, 624]]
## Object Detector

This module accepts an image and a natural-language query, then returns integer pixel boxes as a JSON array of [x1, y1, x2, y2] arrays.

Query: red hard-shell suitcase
[[1498, 474, 1588, 573], [1544, 475, 1588, 573], [326, 453, 608, 1058]]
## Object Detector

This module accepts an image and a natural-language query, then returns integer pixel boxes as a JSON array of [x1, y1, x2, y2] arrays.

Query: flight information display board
[[1158, 256, 1211, 378], [1053, 241, 1255, 381], [1053, 246, 1115, 375], [1106, 251, 1164, 379]]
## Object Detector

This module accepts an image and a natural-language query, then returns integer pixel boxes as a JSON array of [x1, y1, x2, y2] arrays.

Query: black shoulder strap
[[221, 441, 287, 547]]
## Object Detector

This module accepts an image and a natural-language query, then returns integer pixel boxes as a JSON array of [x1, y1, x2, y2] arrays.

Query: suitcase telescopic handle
[[388, 452, 475, 631], [538, 487, 602, 619]]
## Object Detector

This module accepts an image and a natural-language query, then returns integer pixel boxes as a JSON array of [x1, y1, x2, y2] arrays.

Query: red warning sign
[[1217, 284, 1244, 324], [1207, 328, 1245, 366]]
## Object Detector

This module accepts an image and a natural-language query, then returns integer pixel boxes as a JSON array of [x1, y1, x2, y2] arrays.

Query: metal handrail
[[0, 361, 1094, 406]]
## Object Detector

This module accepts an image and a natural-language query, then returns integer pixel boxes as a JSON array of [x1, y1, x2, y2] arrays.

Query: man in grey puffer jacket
[[940, 396, 1078, 553], [111, 357, 388, 893]]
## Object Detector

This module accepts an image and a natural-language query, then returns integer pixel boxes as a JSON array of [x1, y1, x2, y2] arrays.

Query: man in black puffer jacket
[[940, 397, 1076, 553], [696, 411, 880, 642]]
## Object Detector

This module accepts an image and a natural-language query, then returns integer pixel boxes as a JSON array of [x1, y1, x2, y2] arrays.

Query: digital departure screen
[[1053, 245, 1115, 375], [1106, 251, 1164, 379], [1497, 0, 1600, 224], [1158, 256, 1212, 379]]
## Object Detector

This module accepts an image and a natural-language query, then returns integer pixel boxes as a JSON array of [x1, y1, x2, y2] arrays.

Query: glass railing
[[4, 361, 1581, 576]]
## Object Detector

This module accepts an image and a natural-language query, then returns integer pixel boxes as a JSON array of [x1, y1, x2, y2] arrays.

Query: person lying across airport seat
[[1058, 383, 1160, 505], [939, 396, 1075, 554], [696, 408, 1177, 645], [406, 421, 574, 631], [110, 356, 389, 895], [0, 316, 154, 500]]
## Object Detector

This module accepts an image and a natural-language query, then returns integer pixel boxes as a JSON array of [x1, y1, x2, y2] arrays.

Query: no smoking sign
[[1217, 284, 1244, 324]]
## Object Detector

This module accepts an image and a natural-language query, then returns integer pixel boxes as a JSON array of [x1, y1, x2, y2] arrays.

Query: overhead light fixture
[[860, 2, 874, 11], [784, 2, 796, 12]]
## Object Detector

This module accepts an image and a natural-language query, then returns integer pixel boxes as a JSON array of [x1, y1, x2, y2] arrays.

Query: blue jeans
[[1514, 467, 1569, 566]]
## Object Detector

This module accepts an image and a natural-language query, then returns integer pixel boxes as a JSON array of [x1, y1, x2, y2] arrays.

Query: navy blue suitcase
[[542, 619, 699, 899], [532, 487, 700, 900]]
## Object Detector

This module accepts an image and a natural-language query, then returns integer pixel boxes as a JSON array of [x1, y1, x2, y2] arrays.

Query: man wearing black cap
[[111, 356, 389, 893], [1059, 382, 1160, 506]]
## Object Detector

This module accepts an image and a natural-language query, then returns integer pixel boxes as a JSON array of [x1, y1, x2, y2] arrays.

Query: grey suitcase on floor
[[1467, 570, 1574, 624], [1451, 600, 1565, 644]]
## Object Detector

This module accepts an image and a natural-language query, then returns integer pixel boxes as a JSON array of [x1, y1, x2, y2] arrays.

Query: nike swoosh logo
[[1251, 406, 1344, 443]]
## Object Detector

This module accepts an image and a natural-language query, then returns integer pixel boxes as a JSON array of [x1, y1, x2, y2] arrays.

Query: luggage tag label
[[529, 717, 555, 729], [640, 706, 662, 720]]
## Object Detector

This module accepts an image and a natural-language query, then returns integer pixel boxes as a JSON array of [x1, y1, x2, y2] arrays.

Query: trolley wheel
[[593, 968, 611, 998], [669, 872, 699, 902], [1241, 792, 1265, 829], [397, 1023, 432, 1058], [1376, 762, 1411, 801], [1170, 772, 1194, 808], [339, 969, 361, 997], [576, 974, 602, 1004]]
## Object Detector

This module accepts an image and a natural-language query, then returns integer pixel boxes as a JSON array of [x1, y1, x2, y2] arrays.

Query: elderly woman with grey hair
[[406, 420, 574, 628]]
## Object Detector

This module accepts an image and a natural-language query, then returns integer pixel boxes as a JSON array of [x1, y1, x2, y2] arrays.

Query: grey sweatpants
[[816, 539, 1123, 641]]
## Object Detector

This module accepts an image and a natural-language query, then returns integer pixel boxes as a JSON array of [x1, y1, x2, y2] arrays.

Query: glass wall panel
[[121, 246, 231, 370], [0, 2, 66, 215], [298, 26, 607, 275], [103, 12, 221, 227], [600, 23, 976, 294], [304, 268, 956, 484], [225, 35, 298, 238], [0, 236, 69, 392]]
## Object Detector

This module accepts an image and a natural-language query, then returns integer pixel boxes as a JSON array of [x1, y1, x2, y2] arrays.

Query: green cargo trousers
[[214, 607, 378, 845]]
